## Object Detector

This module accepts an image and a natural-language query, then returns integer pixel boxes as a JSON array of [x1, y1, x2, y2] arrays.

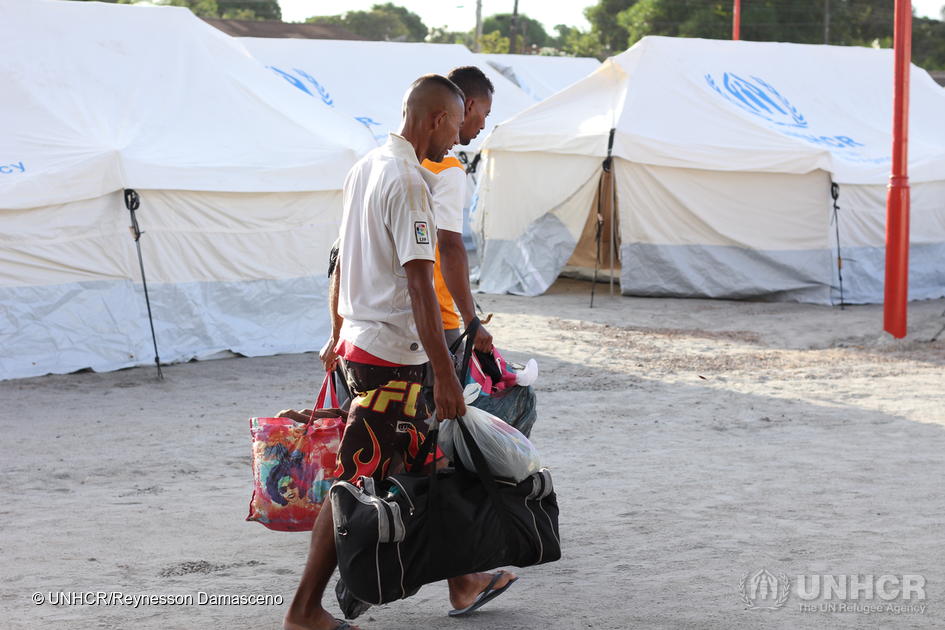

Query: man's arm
[[437, 230, 493, 352], [431, 163, 493, 353], [404, 259, 466, 421], [319, 258, 343, 372]]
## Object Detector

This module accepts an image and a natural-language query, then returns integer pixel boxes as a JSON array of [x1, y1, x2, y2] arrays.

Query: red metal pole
[[884, 0, 912, 338], [733, 0, 742, 40]]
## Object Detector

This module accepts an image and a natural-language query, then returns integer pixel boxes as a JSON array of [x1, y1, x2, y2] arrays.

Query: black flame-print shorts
[[333, 358, 433, 483]]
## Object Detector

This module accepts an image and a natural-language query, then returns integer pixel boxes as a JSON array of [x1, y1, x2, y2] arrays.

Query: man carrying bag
[[283, 75, 520, 630]]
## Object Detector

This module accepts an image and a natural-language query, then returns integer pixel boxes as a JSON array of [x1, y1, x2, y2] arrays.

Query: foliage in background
[[585, 0, 637, 52], [427, 26, 475, 47], [553, 24, 606, 58], [913, 16, 945, 71], [582, 0, 945, 69], [479, 30, 511, 54], [370, 2, 428, 40], [307, 3, 427, 42], [59, 1, 945, 68], [481, 13, 550, 51], [66, 0, 280, 20]]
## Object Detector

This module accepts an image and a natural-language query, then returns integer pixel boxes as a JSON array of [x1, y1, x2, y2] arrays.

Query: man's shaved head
[[403, 74, 465, 118], [400, 74, 466, 162]]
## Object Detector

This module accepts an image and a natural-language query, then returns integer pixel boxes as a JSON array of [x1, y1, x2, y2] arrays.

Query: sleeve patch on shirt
[[414, 221, 430, 244]]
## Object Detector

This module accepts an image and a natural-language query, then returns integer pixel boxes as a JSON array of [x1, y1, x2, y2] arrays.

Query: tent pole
[[607, 128, 616, 296], [125, 189, 164, 380], [884, 0, 911, 338], [831, 182, 845, 309], [591, 128, 616, 308], [732, 0, 742, 40], [609, 162, 616, 296]]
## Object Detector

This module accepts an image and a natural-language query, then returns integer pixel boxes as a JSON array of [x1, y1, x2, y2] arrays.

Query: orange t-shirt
[[421, 157, 464, 331]]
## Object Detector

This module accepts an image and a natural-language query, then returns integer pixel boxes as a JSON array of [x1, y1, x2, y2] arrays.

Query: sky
[[279, 1, 944, 30]]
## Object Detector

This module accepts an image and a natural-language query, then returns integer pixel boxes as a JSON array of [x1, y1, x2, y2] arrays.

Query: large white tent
[[475, 36, 945, 304], [478, 53, 602, 102], [239, 38, 535, 154], [240, 38, 537, 253], [0, 0, 376, 380]]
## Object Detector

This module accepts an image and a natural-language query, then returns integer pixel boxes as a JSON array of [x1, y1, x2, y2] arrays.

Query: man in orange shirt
[[421, 66, 495, 355]]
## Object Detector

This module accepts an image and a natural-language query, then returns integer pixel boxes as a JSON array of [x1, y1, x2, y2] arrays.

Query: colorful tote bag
[[247, 374, 345, 532]]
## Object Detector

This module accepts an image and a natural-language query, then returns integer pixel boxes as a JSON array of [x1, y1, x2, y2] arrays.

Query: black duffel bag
[[330, 319, 560, 612]]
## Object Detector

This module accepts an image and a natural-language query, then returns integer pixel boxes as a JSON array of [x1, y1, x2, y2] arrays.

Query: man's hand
[[319, 337, 338, 372], [472, 324, 493, 354], [433, 371, 466, 421]]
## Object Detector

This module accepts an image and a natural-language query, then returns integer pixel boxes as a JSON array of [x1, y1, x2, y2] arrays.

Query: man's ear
[[465, 97, 476, 116], [431, 109, 447, 130]]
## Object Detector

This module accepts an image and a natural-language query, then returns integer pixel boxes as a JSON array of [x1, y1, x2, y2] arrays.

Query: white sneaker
[[515, 359, 539, 387], [463, 382, 483, 403]]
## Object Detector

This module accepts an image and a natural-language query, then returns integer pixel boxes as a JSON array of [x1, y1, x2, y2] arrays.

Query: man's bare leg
[[447, 570, 518, 611], [284, 501, 360, 630]]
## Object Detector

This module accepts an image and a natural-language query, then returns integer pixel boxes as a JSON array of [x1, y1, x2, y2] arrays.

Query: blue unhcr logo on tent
[[705, 73, 807, 128], [268, 66, 334, 106]]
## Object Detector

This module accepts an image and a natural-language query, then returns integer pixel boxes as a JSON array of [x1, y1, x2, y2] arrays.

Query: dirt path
[[3, 279, 943, 629]]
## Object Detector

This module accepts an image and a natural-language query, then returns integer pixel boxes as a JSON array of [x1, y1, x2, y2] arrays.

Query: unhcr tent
[[478, 53, 602, 102], [0, 0, 376, 380], [240, 38, 535, 154], [475, 37, 945, 304]]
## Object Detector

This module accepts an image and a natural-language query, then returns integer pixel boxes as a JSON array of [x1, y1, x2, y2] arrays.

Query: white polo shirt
[[337, 133, 438, 365]]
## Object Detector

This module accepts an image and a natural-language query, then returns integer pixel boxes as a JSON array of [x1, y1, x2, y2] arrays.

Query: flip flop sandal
[[447, 571, 519, 617]]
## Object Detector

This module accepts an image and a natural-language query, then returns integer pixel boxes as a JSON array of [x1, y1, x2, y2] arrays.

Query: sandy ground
[[2, 278, 944, 630]]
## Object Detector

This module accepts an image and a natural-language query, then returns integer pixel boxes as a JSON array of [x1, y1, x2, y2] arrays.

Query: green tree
[[913, 15, 945, 70], [553, 25, 605, 59], [584, 0, 636, 53], [427, 26, 474, 47], [479, 30, 511, 54], [372, 3, 427, 41], [161, 0, 219, 18], [308, 11, 405, 40], [307, 4, 429, 42], [481, 13, 549, 51], [595, 0, 909, 50], [617, 0, 728, 47], [217, 1, 281, 20]]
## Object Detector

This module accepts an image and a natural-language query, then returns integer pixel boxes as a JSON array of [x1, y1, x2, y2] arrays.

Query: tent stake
[[590, 207, 603, 308], [931, 309, 945, 342], [125, 189, 163, 380]]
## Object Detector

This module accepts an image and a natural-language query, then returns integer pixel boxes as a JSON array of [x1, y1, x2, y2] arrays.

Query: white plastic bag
[[438, 405, 541, 482]]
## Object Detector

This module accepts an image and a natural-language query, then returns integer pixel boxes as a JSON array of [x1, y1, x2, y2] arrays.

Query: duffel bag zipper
[[389, 477, 415, 515], [379, 499, 396, 543]]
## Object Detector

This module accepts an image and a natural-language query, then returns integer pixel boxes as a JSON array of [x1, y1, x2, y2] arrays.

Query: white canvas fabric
[[0, 0, 377, 380], [338, 135, 437, 366], [478, 53, 601, 101], [476, 36, 945, 304], [239, 38, 535, 154]]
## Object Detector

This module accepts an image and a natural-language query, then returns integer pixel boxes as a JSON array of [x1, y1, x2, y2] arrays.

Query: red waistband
[[337, 339, 404, 367]]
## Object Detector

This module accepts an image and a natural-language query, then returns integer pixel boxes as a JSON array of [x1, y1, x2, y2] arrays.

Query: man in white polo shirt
[[284, 75, 512, 630]]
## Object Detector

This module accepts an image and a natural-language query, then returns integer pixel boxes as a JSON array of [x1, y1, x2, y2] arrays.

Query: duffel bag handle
[[449, 317, 481, 385], [403, 316, 480, 474]]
